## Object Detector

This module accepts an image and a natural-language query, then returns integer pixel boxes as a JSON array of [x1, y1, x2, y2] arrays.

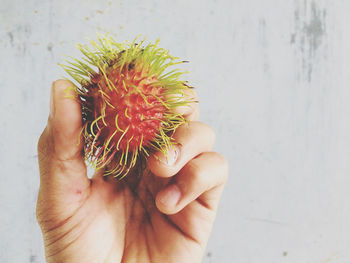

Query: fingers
[[37, 79, 89, 188], [149, 88, 227, 216], [147, 121, 216, 178], [155, 152, 228, 214]]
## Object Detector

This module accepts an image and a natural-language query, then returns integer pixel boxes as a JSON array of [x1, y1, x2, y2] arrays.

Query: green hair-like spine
[[59, 34, 193, 178]]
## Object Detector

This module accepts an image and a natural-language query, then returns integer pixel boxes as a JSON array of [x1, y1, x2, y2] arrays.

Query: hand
[[36, 79, 228, 263]]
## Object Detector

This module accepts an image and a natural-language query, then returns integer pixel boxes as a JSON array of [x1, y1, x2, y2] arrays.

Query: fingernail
[[162, 146, 179, 166], [158, 184, 181, 208]]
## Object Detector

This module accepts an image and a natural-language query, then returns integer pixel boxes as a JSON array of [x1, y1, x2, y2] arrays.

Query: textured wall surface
[[1, 0, 350, 262]]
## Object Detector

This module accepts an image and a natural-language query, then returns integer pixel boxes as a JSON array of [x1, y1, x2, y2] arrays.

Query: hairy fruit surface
[[60, 35, 193, 178]]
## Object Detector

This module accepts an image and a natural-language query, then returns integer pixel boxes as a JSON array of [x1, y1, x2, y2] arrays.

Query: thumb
[[37, 79, 89, 190]]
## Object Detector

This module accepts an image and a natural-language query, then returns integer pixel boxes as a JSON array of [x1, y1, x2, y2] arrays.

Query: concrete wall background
[[1, 0, 350, 262]]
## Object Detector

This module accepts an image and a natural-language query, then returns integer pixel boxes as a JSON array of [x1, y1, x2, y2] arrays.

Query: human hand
[[36, 79, 228, 263]]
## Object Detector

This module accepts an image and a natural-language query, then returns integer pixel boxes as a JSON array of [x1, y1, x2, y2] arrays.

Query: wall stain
[[304, 1, 325, 54], [30, 254, 36, 263], [290, 33, 296, 44], [6, 24, 32, 55], [291, 0, 327, 82], [258, 18, 270, 74], [206, 252, 213, 263], [47, 43, 53, 52], [7, 32, 14, 46]]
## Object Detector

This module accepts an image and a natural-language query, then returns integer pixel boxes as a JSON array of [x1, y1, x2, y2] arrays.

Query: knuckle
[[37, 127, 53, 163], [37, 129, 48, 156], [207, 125, 216, 142], [215, 152, 228, 166], [184, 158, 202, 180], [188, 121, 216, 142], [200, 122, 216, 142], [177, 179, 189, 193], [36, 198, 43, 225], [209, 152, 229, 182]]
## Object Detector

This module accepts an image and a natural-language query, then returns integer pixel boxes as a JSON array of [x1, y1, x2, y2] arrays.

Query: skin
[[36, 79, 228, 263]]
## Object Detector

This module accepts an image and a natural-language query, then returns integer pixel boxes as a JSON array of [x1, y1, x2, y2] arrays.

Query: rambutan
[[60, 34, 193, 178]]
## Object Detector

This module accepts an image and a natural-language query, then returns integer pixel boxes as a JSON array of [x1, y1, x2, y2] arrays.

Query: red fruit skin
[[87, 63, 167, 155], [61, 36, 190, 177]]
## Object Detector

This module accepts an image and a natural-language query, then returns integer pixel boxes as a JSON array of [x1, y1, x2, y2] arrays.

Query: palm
[[93, 169, 210, 263], [38, 167, 212, 263]]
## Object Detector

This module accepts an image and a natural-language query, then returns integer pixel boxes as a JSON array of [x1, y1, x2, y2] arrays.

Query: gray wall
[[1, 0, 350, 262]]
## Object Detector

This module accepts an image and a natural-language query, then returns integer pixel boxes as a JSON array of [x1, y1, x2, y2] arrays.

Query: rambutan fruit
[[60, 34, 193, 178]]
